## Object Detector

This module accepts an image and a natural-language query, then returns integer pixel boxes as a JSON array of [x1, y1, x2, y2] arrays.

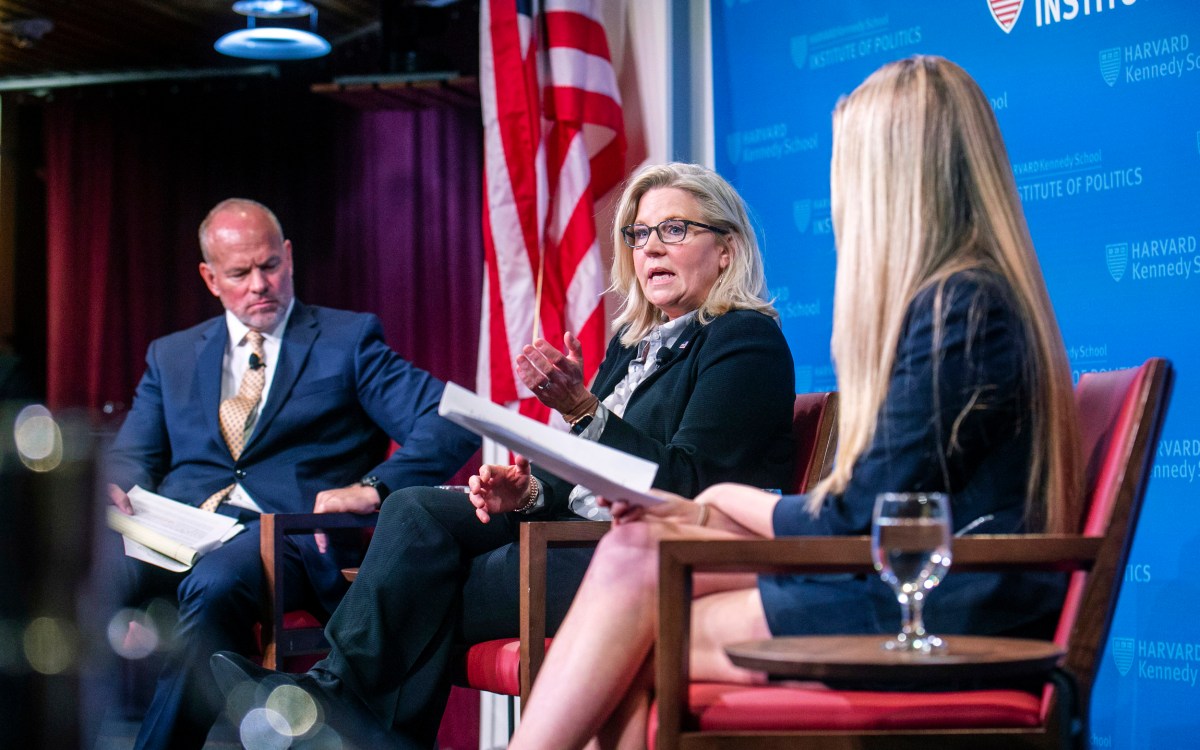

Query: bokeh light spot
[[107, 608, 160, 659], [265, 683, 320, 737], [239, 707, 292, 749], [23, 617, 77, 674], [13, 405, 63, 472], [224, 679, 262, 728]]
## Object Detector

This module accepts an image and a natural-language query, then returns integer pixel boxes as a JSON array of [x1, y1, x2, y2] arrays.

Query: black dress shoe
[[210, 652, 419, 750], [211, 652, 329, 746], [210, 651, 285, 696]]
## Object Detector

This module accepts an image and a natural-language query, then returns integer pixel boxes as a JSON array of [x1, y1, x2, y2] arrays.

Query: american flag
[[477, 0, 626, 424]]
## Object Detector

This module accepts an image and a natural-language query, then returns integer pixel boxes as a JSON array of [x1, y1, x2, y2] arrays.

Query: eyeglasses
[[619, 218, 729, 249]]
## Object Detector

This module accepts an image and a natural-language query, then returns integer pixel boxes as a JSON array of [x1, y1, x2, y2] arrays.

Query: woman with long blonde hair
[[507, 54, 1083, 750]]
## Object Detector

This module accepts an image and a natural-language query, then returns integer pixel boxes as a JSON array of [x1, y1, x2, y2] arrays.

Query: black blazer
[[530, 308, 796, 518], [761, 271, 1066, 639]]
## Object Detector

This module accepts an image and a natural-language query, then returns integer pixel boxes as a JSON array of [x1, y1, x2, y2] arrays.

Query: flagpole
[[532, 249, 545, 342], [531, 0, 547, 346]]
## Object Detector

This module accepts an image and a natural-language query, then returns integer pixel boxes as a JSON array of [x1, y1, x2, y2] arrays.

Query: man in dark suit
[[104, 198, 479, 750]]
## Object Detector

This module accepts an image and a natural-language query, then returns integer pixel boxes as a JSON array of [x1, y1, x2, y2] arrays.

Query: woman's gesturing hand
[[516, 332, 596, 420], [468, 455, 535, 524]]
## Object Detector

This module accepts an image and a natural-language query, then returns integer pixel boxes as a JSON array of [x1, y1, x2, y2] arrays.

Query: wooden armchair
[[649, 358, 1172, 749], [475, 391, 842, 705], [257, 511, 377, 670]]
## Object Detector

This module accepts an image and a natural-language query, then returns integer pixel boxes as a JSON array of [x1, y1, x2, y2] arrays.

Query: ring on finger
[[537, 380, 550, 391]]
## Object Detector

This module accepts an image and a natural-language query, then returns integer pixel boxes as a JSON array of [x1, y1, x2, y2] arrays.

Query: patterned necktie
[[201, 331, 266, 512]]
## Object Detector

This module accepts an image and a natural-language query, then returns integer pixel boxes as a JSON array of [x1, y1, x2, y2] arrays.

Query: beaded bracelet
[[516, 476, 541, 513]]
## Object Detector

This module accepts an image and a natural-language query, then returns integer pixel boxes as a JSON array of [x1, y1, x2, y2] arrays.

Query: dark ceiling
[[0, 0, 479, 87]]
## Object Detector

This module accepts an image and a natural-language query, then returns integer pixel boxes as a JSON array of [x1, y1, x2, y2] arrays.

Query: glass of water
[[871, 492, 952, 653]]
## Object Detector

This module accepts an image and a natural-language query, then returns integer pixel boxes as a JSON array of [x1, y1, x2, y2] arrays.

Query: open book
[[106, 486, 245, 572], [438, 382, 663, 505]]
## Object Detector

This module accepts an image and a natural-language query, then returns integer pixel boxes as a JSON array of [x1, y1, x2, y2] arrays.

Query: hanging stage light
[[215, 1, 331, 61]]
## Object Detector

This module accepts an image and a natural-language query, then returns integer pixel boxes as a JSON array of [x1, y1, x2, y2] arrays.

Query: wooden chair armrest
[[519, 520, 611, 703], [259, 512, 379, 669], [657, 534, 1102, 575], [654, 533, 1101, 747], [260, 511, 380, 622]]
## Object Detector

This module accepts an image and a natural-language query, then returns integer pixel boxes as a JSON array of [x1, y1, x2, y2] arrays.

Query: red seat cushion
[[252, 611, 323, 654], [282, 610, 323, 629], [462, 638, 553, 696], [647, 682, 1042, 748]]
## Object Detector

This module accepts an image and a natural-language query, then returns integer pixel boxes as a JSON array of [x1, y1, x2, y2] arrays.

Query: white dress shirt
[[219, 300, 294, 511], [566, 311, 699, 520]]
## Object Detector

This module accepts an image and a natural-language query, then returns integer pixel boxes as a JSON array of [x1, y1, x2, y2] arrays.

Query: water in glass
[[872, 492, 952, 653]]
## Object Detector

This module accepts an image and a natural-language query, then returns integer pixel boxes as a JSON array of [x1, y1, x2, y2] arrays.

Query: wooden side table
[[726, 635, 1064, 684]]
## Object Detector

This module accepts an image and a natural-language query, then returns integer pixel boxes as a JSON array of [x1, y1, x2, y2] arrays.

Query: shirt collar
[[636, 310, 698, 364], [654, 310, 698, 349], [224, 298, 295, 348]]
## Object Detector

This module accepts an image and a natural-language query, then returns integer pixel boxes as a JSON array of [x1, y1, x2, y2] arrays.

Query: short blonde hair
[[818, 56, 1082, 534], [609, 162, 777, 346]]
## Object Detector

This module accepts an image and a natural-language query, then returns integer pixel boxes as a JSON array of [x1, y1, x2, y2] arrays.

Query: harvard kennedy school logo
[[1100, 47, 1122, 87], [791, 36, 808, 70], [792, 199, 812, 233], [988, 0, 1024, 34], [1106, 243, 1128, 282], [1112, 637, 1135, 677]]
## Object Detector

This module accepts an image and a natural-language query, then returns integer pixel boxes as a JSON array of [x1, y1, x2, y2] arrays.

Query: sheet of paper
[[125, 485, 244, 555], [122, 537, 191, 573], [438, 382, 664, 506], [109, 486, 246, 570], [108, 507, 201, 567]]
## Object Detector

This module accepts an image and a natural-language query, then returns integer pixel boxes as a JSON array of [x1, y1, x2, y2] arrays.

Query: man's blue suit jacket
[[106, 301, 479, 603]]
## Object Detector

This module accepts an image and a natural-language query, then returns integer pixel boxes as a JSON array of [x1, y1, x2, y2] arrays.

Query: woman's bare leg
[[689, 586, 772, 683], [585, 587, 772, 750], [509, 522, 661, 750], [593, 654, 654, 750], [509, 522, 770, 750]]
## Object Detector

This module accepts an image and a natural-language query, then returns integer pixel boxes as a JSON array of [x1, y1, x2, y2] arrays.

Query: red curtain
[[327, 105, 483, 391], [42, 84, 481, 411]]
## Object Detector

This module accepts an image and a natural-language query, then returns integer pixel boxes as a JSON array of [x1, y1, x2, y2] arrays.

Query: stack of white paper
[[108, 486, 244, 571], [438, 382, 663, 505]]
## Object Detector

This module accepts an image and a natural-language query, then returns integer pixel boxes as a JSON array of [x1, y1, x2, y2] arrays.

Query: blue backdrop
[[710, 1, 1199, 746]]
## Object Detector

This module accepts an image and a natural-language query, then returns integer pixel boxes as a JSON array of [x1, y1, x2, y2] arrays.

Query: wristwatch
[[359, 475, 390, 501], [570, 414, 594, 435]]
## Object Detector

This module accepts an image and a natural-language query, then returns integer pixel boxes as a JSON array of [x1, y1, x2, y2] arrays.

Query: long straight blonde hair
[[815, 56, 1083, 534]]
